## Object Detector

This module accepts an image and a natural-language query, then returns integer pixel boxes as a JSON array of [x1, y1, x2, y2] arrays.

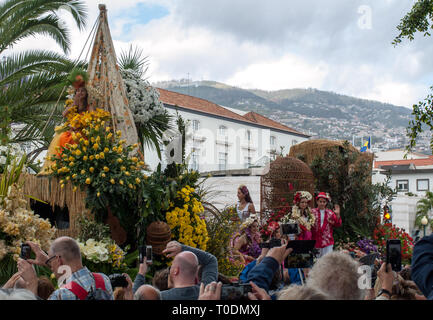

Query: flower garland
[[282, 205, 316, 231], [165, 185, 209, 250]]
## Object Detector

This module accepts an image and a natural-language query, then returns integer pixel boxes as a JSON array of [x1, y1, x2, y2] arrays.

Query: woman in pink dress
[[288, 191, 316, 240]]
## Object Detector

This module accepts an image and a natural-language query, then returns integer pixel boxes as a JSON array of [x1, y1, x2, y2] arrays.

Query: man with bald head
[[134, 285, 161, 300], [20, 237, 113, 300], [159, 241, 217, 300]]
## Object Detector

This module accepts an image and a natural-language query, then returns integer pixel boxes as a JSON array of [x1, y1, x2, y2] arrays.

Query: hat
[[316, 192, 331, 202]]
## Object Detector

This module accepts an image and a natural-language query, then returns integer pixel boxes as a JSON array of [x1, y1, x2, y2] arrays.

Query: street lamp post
[[421, 216, 428, 237]]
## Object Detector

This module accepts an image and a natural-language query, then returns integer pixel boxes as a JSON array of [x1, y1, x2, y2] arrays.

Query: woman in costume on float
[[236, 185, 256, 222], [40, 69, 92, 174], [311, 192, 342, 258], [231, 214, 262, 265], [289, 191, 316, 240]]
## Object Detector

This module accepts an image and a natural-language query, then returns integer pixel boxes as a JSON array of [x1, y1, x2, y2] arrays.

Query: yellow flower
[[132, 157, 138, 163], [104, 147, 109, 153], [132, 143, 138, 149], [116, 130, 122, 136], [84, 140, 89, 146], [95, 154, 100, 160], [75, 149, 82, 156], [135, 178, 141, 184], [69, 162, 75, 167], [103, 166, 109, 172], [89, 167, 94, 173], [139, 161, 145, 166], [89, 155, 94, 161], [125, 171, 130, 176], [91, 137, 95, 143], [121, 166, 126, 171], [81, 169, 86, 174], [72, 174, 77, 179], [94, 125, 100, 131], [110, 179, 115, 184], [82, 146, 87, 152], [61, 184, 65, 189], [93, 143, 99, 150], [128, 184, 133, 189], [97, 192, 101, 197], [119, 180, 124, 185], [107, 133, 113, 139], [99, 152, 105, 159], [68, 156, 74, 162], [101, 173, 106, 178], [117, 158, 123, 164], [119, 139, 126, 145], [86, 178, 91, 185], [83, 156, 88, 161], [106, 126, 111, 132], [73, 186, 77, 192]]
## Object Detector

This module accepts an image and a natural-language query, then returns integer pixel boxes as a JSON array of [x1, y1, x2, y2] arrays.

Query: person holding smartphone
[[311, 192, 342, 258]]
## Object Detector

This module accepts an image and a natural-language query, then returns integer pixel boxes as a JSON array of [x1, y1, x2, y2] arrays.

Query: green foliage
[[415, 191, 433, 230], [205, 206, 244, 277], [309, 141, 396, 242], [393, 0, 433, 45], [77, 213, 111, 242], [0, 0, 88, 169]]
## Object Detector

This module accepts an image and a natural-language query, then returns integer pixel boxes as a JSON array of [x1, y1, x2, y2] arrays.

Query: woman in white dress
[[236, 185, 256, 222]]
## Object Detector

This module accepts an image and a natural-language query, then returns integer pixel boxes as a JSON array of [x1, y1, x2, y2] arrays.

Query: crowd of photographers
[[1, 230, 432, 300]]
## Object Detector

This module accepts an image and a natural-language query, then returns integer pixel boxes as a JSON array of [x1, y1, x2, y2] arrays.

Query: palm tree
[[415, 191, 433, 230], [0, 0, 88, 168]]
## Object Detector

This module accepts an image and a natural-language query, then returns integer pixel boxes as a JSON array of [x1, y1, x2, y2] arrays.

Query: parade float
[[0, 4, 209, 281]]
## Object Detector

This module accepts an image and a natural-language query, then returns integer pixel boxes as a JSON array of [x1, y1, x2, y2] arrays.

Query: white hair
[[307, 251, 364, 300], [0, 289, 38, 300]]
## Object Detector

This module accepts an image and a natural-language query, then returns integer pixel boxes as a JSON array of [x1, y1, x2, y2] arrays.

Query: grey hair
[[277, 285, 329, 300], [306, 251, 364, 300], [50, 236, 81, 263], [0, 289, 38, 300], [134, 285, 161, 300]]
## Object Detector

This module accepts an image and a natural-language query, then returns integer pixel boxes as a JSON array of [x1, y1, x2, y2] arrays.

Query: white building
[[373, 149, 433, 234], [144, 89, 310, 172]]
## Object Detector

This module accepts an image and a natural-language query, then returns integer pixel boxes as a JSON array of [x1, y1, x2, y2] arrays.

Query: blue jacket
[[239, 260, 257, 284], [412, 234, 433, 300], [245, 257, 280, 292]]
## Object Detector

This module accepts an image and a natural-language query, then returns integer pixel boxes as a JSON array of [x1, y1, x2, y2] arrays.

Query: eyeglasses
[[45, 255, 59, 267]]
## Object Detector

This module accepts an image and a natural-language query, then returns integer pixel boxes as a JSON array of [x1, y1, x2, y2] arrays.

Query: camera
[[139, 245, 153, 264], [20, 244, 31, 260], [109, 274, 128, 288], [281, 223, 300, 236], [260, 238, 282, 249], [386, 239, 402, 272], [220, 283, 252, 300], [284, 240, 317, 268]]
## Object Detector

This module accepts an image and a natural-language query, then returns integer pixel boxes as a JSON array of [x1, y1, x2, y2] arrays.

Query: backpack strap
[[63, 281, 89, 300], [92, 273, 106, 291]]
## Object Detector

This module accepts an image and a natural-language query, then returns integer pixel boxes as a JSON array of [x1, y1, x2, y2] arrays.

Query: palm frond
[[118, 45, 149, 78]]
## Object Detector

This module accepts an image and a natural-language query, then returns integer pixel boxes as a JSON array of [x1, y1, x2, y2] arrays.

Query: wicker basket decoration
[[146, 221, 172, 255], [260, 156, 315, 219]]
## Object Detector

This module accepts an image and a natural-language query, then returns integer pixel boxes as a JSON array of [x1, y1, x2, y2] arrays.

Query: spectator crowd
[[1, 232, 432, 301]]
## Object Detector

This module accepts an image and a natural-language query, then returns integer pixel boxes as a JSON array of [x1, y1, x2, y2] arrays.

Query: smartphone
[[220, 283, 252, 300], [281, 223, 300, 236], [109, 274, 128, 288], [386, 239, 402, 272], [20, 244, 31, 260], [146, 245, 153, 264], [139, 246, 145, 264]]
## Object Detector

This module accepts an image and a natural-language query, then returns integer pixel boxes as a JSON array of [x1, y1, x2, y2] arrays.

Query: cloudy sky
[[7, 0, 433, 107]]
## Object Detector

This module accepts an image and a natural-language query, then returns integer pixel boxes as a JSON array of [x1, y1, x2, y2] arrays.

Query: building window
[[270, 136, 276, 146], [292, 140, 298, 146], [396, 180, 409, 192], [218, 152, 227, 171], [191, 151, 199, 171], [246, 130, 251, 142], [192, 120, 200, 131], [219, 125, 227, 136], [244, 157, 252, 168], [417, 179, 429, 191]]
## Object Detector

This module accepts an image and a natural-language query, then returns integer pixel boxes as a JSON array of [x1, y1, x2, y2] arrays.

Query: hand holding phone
[[386, 239, 402, 272]]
